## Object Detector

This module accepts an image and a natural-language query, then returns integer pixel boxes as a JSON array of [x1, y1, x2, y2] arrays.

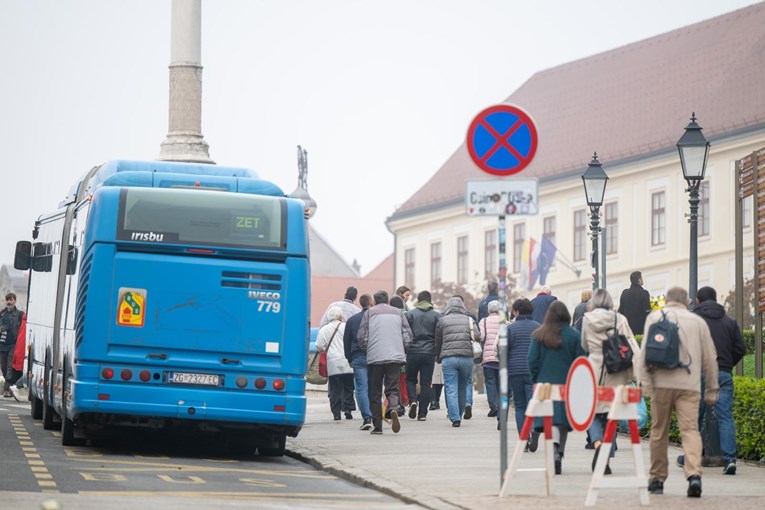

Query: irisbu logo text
[[131, 231, 165, 242]]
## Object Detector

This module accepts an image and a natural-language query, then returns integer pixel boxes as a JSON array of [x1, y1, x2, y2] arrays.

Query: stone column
[[158, 0, 214, 163]]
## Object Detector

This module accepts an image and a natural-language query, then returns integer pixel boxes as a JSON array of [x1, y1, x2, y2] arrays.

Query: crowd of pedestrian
[[315, 274, 738, 498]]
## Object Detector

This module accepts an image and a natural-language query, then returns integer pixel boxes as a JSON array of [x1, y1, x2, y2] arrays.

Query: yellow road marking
[[68, 458, 334, 479], [24, 453, 41, 459], [156, 475, 206, 484], [37, 481, 57, 487], [77, 491, 385, 501], [34, 473, 54, 480], [20, 441, 34, 446], [28, 460, 45, 466], [41, 490, 60, 494], [22, 447, 37, 452], [31, 467, 49, 473]]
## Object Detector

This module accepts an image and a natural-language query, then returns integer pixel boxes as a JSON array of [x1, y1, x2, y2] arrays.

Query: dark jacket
[[572, 301, 587, 331], [528, 325, 586, 429], [530, 293, 557, 324], [618, 284, 650, 334], [405, 301, 440, 356], [358, 304, 413, 365], [435, 297, 480, 362], [344, 308, 369, 364], [0, 307, 24, 353], [506, 315, 539, 376], [477, 293, 500, 322], [693, 301, 746, 372]]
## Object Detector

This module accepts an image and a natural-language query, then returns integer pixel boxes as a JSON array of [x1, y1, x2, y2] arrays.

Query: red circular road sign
[[466, 104, 538, 176], [564, 356, 597, 432]]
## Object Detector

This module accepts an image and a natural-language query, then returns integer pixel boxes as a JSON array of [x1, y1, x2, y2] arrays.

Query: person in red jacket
[[6, 314, 26, 401]]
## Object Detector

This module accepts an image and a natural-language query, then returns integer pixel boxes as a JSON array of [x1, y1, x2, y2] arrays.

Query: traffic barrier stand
[[499, 382, 558, 497], [585, 384, 649, 507]]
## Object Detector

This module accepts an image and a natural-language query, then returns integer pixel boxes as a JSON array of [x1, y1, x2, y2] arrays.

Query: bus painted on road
[[14, 160, 311, 455]]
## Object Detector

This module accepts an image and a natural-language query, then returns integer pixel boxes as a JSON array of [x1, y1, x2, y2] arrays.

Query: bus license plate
[[169, 372, 220, 386]]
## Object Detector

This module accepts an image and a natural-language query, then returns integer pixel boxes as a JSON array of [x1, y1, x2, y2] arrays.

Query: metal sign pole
[[498, 323, 508, 488], [601, 226, 607, 290]]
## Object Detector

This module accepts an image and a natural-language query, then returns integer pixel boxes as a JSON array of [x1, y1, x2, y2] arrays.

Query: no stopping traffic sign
[[467, 104, 538, 176]]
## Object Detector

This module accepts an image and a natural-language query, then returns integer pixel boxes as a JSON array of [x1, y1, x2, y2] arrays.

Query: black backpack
[[644, 310, 691, 373], [602, 313, 634, 374]]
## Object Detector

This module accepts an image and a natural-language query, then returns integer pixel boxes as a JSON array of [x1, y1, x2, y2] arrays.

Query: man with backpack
[[636, 286, 719, 498]]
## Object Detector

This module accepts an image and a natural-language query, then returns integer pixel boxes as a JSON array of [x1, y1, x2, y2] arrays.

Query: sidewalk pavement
[[287, 390, 765, 510]]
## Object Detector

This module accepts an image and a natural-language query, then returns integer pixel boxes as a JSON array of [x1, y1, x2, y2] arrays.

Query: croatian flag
[[521, 236, 558, 290]]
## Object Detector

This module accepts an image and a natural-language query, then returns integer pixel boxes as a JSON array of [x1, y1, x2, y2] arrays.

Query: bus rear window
[[116, 188, 286, 250]]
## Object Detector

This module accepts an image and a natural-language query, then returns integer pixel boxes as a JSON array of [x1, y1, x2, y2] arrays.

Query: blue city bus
[[14, 160, 311, 455]]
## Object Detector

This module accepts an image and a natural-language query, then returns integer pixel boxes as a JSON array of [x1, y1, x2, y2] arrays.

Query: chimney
[[158, 0, 214, 163]]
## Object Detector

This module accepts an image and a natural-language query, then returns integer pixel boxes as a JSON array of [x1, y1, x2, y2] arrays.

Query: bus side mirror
[[66, 246, 78, 275], [14, 241, 31, 270], [32, 242, 52, 272]]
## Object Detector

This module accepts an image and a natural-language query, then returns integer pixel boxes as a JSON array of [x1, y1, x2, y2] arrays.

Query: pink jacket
[[479, 313, 500, 365]]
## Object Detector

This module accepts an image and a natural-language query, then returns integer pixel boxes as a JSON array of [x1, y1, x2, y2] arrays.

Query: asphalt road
[[0, 398, 419, 509]]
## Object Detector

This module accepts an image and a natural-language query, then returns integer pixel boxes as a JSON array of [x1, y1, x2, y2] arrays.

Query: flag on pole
[[537, 235, 557, 285]]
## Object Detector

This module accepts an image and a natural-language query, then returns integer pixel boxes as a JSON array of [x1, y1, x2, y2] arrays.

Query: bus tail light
[[254, 378, 266, 389], [120, 369, 133, 381], [274, 405, 286, 412], [273, 379, 285, 391], [139, 370, 151, 382], [102, 368, 114, 380], [235, 376, 247, 388]]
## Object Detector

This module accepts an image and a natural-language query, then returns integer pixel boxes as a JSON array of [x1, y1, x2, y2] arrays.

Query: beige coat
[[636, 302, 719, 402], [581, 308, 641, 413]]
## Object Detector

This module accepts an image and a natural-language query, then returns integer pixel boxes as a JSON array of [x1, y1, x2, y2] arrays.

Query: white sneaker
[[9, 385, 20, 402]]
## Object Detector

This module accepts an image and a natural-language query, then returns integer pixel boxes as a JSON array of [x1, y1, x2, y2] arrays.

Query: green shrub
[[733, 376, 765, 461], [742, 329, 755, 355]]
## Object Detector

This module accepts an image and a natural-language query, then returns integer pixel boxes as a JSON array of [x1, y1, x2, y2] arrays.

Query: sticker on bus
[[117, 288, 147, 327]]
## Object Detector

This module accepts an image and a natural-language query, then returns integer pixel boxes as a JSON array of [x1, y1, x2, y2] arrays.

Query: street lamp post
[[581, 152, 609, 291], [677, 113, 710, 306]]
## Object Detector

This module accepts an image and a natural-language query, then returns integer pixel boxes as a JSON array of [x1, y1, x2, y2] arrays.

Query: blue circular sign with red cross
[[466, 104, 538, 176]]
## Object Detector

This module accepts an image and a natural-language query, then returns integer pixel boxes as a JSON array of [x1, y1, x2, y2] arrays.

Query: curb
[[286, 443, 466, 510]]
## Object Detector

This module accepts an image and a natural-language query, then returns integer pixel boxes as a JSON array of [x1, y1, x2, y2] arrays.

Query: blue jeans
[[442, 356, 473, 423], [698, 371, 736, 462], [507, 374, 533, 434], [483, 366, 500, 412], [351, 358, 372, 420], [588, 413, 617, 457], [466, 369, 474, 406]]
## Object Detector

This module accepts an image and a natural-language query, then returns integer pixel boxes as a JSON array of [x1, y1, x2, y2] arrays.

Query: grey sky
[[0, 0, 757, 274]]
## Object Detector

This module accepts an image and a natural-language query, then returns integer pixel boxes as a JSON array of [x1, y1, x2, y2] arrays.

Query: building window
[[651, 191, 666, 246], [513, 223, 525, 273], [484, 229, 497, 280], [430, 242, 442, 286], [405, 248, 415, 289], [457, 236, 468, 285], [744, 195, 752, 228], [604, 202, 618, 255], [543, 216, 556, 246], [699, 181, 710, 237], [573, 210, 586, 262]]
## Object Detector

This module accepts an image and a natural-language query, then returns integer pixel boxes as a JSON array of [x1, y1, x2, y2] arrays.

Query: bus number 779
[[257, 300, 281, 313]]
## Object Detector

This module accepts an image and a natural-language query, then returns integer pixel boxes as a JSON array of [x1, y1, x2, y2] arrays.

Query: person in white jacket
[[316, 306, 356, 420]]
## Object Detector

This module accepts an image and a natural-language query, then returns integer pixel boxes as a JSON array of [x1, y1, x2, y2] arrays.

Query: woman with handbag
[[528, 301, 587, 474], [581, 288, 641, 474], [434, 296, 481, 428], [316, 306, 356, 420]]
